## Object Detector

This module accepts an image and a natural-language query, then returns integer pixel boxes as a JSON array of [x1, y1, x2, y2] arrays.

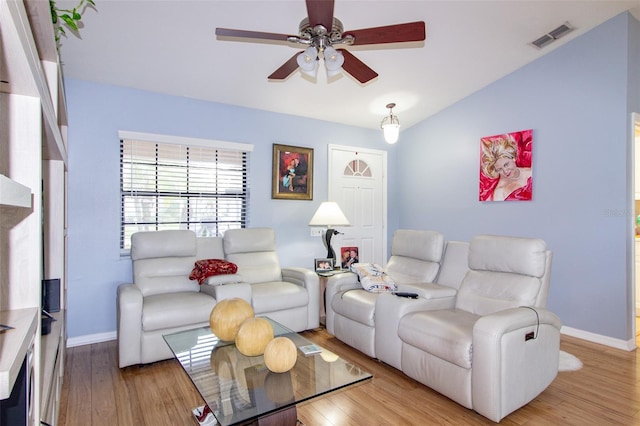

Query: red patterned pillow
[[189, 259, 238, 284]]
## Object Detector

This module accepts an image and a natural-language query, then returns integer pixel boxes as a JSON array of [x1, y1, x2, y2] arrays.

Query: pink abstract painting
[[479, 129, 533, 202]]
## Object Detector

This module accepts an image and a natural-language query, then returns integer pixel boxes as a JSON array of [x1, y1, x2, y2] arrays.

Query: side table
[[316, 270, 348, 325]]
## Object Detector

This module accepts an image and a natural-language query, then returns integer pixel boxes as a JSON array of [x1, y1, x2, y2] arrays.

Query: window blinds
[[120, 138, 249, 250]]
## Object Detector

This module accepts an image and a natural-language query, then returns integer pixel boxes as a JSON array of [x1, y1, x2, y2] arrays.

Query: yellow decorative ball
[[264, 337, 297, 373], [235, 317, 274, 356], [209, 298, 254, 341]]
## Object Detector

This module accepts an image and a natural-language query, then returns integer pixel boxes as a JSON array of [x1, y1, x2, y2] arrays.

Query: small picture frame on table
[[340, 246, 359, 270], [315, 258, 334, 272]]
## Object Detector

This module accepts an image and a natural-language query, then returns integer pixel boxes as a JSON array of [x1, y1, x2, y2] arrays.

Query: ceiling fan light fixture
[[297, 46, 318, 69], [381, 103, 400, 144], [324, 46, 344, 77]]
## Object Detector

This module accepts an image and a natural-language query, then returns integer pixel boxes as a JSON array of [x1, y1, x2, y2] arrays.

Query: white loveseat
[[324, 232, 561, 422], [116, 228, 319, 368]]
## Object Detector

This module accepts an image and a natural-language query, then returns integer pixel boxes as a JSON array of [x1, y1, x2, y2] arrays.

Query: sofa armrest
[[282, 267, 320, 330], [397, 282, 457, 300], [472, 307, 561, 422], [201, 282, 252, 304], [281, 267, 316, 287], [117, 283, 143, 368], [324, 272, 361, 335], [203, 273, 244, 286]]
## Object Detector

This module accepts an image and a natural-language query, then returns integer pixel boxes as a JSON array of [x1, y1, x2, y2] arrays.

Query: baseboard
[[561, 326, 636, 351], [66, 331, 117, 348]]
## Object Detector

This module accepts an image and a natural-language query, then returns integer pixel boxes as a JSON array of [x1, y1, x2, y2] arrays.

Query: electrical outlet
[[310, 227, 323, 237]]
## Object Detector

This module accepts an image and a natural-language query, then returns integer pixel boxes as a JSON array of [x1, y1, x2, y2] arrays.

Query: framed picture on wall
[[272, 144, 314, 200], [340, 246, 359, 270], [479, 129, 533, 202]]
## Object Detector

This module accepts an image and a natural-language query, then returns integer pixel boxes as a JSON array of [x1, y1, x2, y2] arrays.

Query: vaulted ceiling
[[57, 0, 640, 131]]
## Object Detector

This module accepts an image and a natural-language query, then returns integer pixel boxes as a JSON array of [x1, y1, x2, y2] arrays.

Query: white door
[[328, 144, 387, 266]]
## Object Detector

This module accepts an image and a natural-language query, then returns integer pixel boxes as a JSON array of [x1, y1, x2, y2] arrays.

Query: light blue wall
[[65, 81, 394, 338], [397, 12, 639, 340], [66, 12, 638, 342]]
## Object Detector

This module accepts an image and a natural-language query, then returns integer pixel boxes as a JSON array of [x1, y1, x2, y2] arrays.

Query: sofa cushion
[[435, 241, 470, 290], [399, 309, 479, 369], [386, 260, 439, 285], [142, 292, 216, 332], [455, 270, 541, 315], [134, 257, 199, 297], [131, 230, 196, 260], [468, 235, 547, 278], [331, 289, 378, 327], [223, 228, 282, 283], [386, 229, 444, 284], [251, 281, 309, 314], [391, 229, 444, 262]]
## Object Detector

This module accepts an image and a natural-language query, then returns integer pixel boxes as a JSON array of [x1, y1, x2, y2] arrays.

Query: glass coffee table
[[164, 317, 372, 426]]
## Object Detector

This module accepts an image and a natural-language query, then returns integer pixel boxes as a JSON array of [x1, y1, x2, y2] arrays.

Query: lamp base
[[325, 228, 340, 261]]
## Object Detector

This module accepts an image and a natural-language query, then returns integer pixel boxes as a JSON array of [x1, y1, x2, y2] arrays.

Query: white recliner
[[325, 229, 445, 358], [398, 235, 561, 422], [222, 227, 320, 332], [117, 230, 220, 368], [374, 240, 470, 369]]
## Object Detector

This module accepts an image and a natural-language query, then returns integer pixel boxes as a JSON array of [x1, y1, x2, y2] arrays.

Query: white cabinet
[[0, 0, 67, 424]]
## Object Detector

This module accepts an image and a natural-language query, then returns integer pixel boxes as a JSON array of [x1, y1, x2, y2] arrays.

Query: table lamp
[[308, 201, 350, 261]]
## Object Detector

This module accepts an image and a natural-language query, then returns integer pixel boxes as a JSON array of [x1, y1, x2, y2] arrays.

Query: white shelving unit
[[0, 175, 32, 208], [0, 0, 68, 424]]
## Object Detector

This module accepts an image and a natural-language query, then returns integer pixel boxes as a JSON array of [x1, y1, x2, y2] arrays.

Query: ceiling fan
[[215, 0, 426, 84]]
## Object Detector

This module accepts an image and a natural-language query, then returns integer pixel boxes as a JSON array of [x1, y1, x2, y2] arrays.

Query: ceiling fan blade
[[268, 53, 301, 80], [345, 21, 426, 46], [216, 27, 294, 43], [340, 50, 378, 84], [306, 0, 335, 30]]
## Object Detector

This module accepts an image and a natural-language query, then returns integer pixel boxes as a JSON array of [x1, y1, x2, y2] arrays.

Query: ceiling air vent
[[531, 22, 574, 49]]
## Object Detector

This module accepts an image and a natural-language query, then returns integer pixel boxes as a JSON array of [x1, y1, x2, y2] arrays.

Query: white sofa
[[324, 232, 561, 422], [116, 228, 319, 368]]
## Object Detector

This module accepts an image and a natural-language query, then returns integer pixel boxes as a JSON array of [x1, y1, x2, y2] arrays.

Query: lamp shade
[[297, 46, 319, 77], [309, 202, 350, 227], [380, 103, 401, 144], [324, 46, 344, 77], [382, 121, 400, 144]]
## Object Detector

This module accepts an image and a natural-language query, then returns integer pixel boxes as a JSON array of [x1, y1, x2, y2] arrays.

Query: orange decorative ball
[[264, 337, 297, 373], [235, 317, 274, 356], [209, 298, 254, 341]]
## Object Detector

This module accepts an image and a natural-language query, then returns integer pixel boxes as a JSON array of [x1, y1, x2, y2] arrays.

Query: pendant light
[[381, 103, 400, 144]]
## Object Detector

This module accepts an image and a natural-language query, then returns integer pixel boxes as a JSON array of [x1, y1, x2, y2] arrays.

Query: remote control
[[394, 292, 419, 299]]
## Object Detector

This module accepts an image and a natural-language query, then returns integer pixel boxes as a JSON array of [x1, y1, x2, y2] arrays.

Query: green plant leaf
[[60, 15, 78, 32], [50, 1, 58, 23], [73, 12, 81, 20]]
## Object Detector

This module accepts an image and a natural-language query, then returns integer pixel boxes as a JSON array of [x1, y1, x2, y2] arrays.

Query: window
[[119, 132, 252, 250]]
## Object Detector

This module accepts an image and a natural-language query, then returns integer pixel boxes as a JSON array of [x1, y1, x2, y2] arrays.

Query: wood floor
[[58, 328, 640, 426]]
